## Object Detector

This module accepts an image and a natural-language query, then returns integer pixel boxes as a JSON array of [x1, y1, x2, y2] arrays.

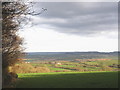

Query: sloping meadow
[[15, 71, 118, 88]]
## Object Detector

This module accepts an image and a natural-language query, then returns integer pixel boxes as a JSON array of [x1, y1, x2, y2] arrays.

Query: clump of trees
[[2, 1, 46, 88], [2, 2, 27, 88]]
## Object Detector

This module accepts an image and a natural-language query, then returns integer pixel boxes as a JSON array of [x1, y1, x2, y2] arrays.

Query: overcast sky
[[19, 2, 118, 52]]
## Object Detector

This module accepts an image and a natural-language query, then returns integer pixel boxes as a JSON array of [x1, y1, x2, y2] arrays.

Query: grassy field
[[15, 71, 118, 88], [11, 58, 119, 74]]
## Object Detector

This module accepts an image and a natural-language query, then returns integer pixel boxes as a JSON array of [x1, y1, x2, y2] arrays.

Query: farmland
[[12, 52, 119, 88], [15, 71, 118, 88], [11, 51, 119, 73], [12, 58, 119, 73]]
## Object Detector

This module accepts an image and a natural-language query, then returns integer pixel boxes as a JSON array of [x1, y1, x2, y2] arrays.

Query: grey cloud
[[31, 2, 118, 36]]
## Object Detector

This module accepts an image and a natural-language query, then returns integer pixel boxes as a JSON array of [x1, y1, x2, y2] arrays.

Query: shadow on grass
[[15, 71, 118, 88]]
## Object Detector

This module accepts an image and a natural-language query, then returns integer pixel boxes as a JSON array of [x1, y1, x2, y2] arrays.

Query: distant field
[[15, 71, 118, 88], [12, 51, 119, 73], [12, 59, 119, 74]]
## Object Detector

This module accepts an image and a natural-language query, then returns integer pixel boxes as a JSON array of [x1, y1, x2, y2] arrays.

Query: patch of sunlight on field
[[18, 71, 114, 77], [16, 71, 118, 88]]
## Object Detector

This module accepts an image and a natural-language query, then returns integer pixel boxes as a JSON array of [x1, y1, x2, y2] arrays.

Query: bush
[[35, 67, 50, 73], [99, 65, 113, 71], [99, 62, 113, 71], [11, 63, 50, 73]]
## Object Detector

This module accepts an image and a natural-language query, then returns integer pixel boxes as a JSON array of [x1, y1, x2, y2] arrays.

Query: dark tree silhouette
[[2, 1, 46, 88], [2, 2, 27, 88]]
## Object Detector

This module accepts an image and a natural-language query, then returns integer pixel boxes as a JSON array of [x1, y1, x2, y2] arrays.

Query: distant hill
[[26, 51, 119, 55], [23, 51, 119, 62], [26, 52, 64, 55]]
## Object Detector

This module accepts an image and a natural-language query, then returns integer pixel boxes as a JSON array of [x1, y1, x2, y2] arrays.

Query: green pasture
[[26, 59, 119, 72], [82, 60, 118, 66], [58, 64, 77, 68], [49, 67, 71, 71], [15, 71, 118, 88]]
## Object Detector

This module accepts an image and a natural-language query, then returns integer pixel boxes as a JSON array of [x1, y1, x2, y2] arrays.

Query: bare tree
[[2, 1, 47, 88], [2, 1, 47, 87], [2, 2, 27, 87]]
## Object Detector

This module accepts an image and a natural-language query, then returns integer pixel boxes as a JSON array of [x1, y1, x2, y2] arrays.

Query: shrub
[[100, 66, 113, 71], [35, 67, 50, 73], [98, 62, 113, 71], [11, 63, 50, 73]]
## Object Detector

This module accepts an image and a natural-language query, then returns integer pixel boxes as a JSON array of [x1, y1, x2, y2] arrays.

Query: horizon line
[[23, 51, 119, 53]]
